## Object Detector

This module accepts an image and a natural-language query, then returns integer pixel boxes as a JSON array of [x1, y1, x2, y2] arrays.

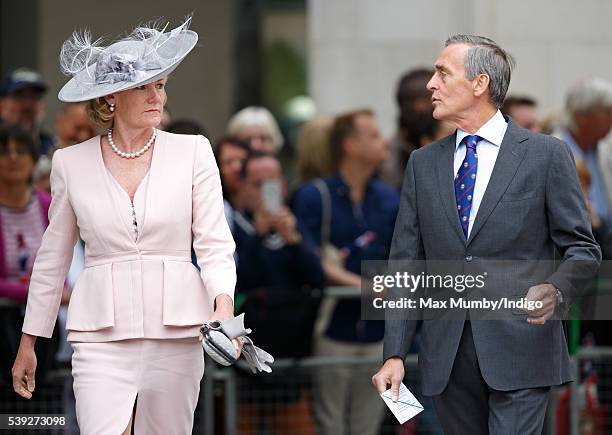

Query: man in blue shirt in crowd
[[554, 78, 612, 226], [293, 109, 399, 435]]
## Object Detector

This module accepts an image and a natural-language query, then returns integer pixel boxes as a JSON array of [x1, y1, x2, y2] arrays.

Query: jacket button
[[465, 255, 473, 262]]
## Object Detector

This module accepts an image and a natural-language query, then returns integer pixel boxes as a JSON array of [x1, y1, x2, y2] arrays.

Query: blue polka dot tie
[[455, 135, 481, 239]]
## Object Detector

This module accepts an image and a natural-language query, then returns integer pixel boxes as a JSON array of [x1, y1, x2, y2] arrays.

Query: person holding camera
[[233, 151, 323, 434]]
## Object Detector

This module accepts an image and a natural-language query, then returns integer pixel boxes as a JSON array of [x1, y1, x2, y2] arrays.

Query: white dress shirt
[[454, 110, 508, 237]]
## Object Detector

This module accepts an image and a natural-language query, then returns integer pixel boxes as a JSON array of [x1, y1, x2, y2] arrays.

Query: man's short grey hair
[[562, 77, 612, 129], [445, 35, 515, 109]]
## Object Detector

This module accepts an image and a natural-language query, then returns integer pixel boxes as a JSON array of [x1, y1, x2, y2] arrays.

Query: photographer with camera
[[233, 151, 324, 434]]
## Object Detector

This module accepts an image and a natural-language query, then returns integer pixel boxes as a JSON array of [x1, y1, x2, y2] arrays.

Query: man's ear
[[473, 74, 490, 98]]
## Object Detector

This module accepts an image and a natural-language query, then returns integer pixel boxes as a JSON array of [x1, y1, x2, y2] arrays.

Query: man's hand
[[523, 283, 558, 325], [273, 207, 301, 244], [372, 357, 405, 402], [254, 207, 274, 236]]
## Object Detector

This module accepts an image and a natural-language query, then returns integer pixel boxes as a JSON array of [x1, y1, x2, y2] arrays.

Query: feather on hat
[[58, 17, 197, 102]]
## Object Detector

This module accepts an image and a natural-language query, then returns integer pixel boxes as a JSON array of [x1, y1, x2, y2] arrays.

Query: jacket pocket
[[66, 263, 115, 331], [501, 188, 539, 202], [162, 260, 212, 326]]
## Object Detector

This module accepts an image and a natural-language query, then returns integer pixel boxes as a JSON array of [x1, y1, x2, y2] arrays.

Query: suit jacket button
[[465, 255, 473, 262]]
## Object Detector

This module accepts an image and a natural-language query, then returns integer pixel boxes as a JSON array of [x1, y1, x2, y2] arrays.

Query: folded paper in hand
[[380, 382, 424, 424]]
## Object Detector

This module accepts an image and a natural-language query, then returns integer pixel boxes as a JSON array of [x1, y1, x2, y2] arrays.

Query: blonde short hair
[[226, 106, 283, 153], [296, 116, 334, 183], [85, 97, 114, 129]]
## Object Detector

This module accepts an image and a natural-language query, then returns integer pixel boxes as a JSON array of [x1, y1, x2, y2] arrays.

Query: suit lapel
[[466, 121, 529, 246], [435, 133, 467, 245]]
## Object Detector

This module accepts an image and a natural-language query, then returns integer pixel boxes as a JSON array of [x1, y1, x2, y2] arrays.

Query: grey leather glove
[[219, 313, 252, 339], [239, 335, 275, 374]]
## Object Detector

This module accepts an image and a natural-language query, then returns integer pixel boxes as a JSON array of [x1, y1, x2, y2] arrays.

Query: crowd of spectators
[[2, 63, 612, 434]]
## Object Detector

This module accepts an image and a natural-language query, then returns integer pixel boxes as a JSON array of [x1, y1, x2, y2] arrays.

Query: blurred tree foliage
[[263, 39, 306, 115]]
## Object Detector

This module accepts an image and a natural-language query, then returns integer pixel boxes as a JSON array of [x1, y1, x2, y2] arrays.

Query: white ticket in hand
[[380, 382, 424, 424]]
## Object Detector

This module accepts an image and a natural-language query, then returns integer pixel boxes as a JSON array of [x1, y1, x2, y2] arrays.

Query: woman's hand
[[60, 285, 71, 305], [199, 294, 243, 357], [207, 294, 234, 323], [12, 333, 37, 399]]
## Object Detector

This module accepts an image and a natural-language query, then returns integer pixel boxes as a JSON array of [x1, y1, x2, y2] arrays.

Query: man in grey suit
[[372, 35, 601, 434]]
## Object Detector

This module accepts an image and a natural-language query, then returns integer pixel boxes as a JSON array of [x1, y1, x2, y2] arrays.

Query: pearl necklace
[[107, 128, 156, 159]]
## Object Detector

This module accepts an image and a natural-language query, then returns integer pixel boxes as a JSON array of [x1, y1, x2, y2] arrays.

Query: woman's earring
[[109, 103, 115, 112]]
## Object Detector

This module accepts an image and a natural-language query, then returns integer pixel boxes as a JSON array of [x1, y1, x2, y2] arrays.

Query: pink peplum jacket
[[22, 131, 236, 342]]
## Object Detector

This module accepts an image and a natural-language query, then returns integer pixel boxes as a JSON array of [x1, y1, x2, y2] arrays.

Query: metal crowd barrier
[[6, 350, 612, 435], [4, 285, 612, 435], [198, 285, 440, 435], [199, 353, 434, 435], [202, 347, 612, 435]]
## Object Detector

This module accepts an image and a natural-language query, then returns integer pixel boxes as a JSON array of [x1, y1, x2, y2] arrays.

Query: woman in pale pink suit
[[11, 18, 239, 434]]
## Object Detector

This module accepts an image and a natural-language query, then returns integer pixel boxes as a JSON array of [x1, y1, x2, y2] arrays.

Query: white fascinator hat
[[58, 16, 198, 102]]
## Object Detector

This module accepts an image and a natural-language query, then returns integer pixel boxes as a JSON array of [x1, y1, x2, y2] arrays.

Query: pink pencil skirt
[[71, 338, 205, 435]]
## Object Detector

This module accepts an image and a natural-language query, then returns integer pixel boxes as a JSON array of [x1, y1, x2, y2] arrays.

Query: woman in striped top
[[0, 124, 69, 383], [0, 124, 57, 301]]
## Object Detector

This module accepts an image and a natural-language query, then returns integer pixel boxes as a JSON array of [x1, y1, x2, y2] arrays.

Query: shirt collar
[[455, 110, 507, 150], [556, 128, 586, 158], [332, 171, 375, 197]]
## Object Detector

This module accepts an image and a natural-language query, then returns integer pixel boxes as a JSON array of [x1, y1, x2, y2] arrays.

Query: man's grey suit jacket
[[383, 118, 602, 396]]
